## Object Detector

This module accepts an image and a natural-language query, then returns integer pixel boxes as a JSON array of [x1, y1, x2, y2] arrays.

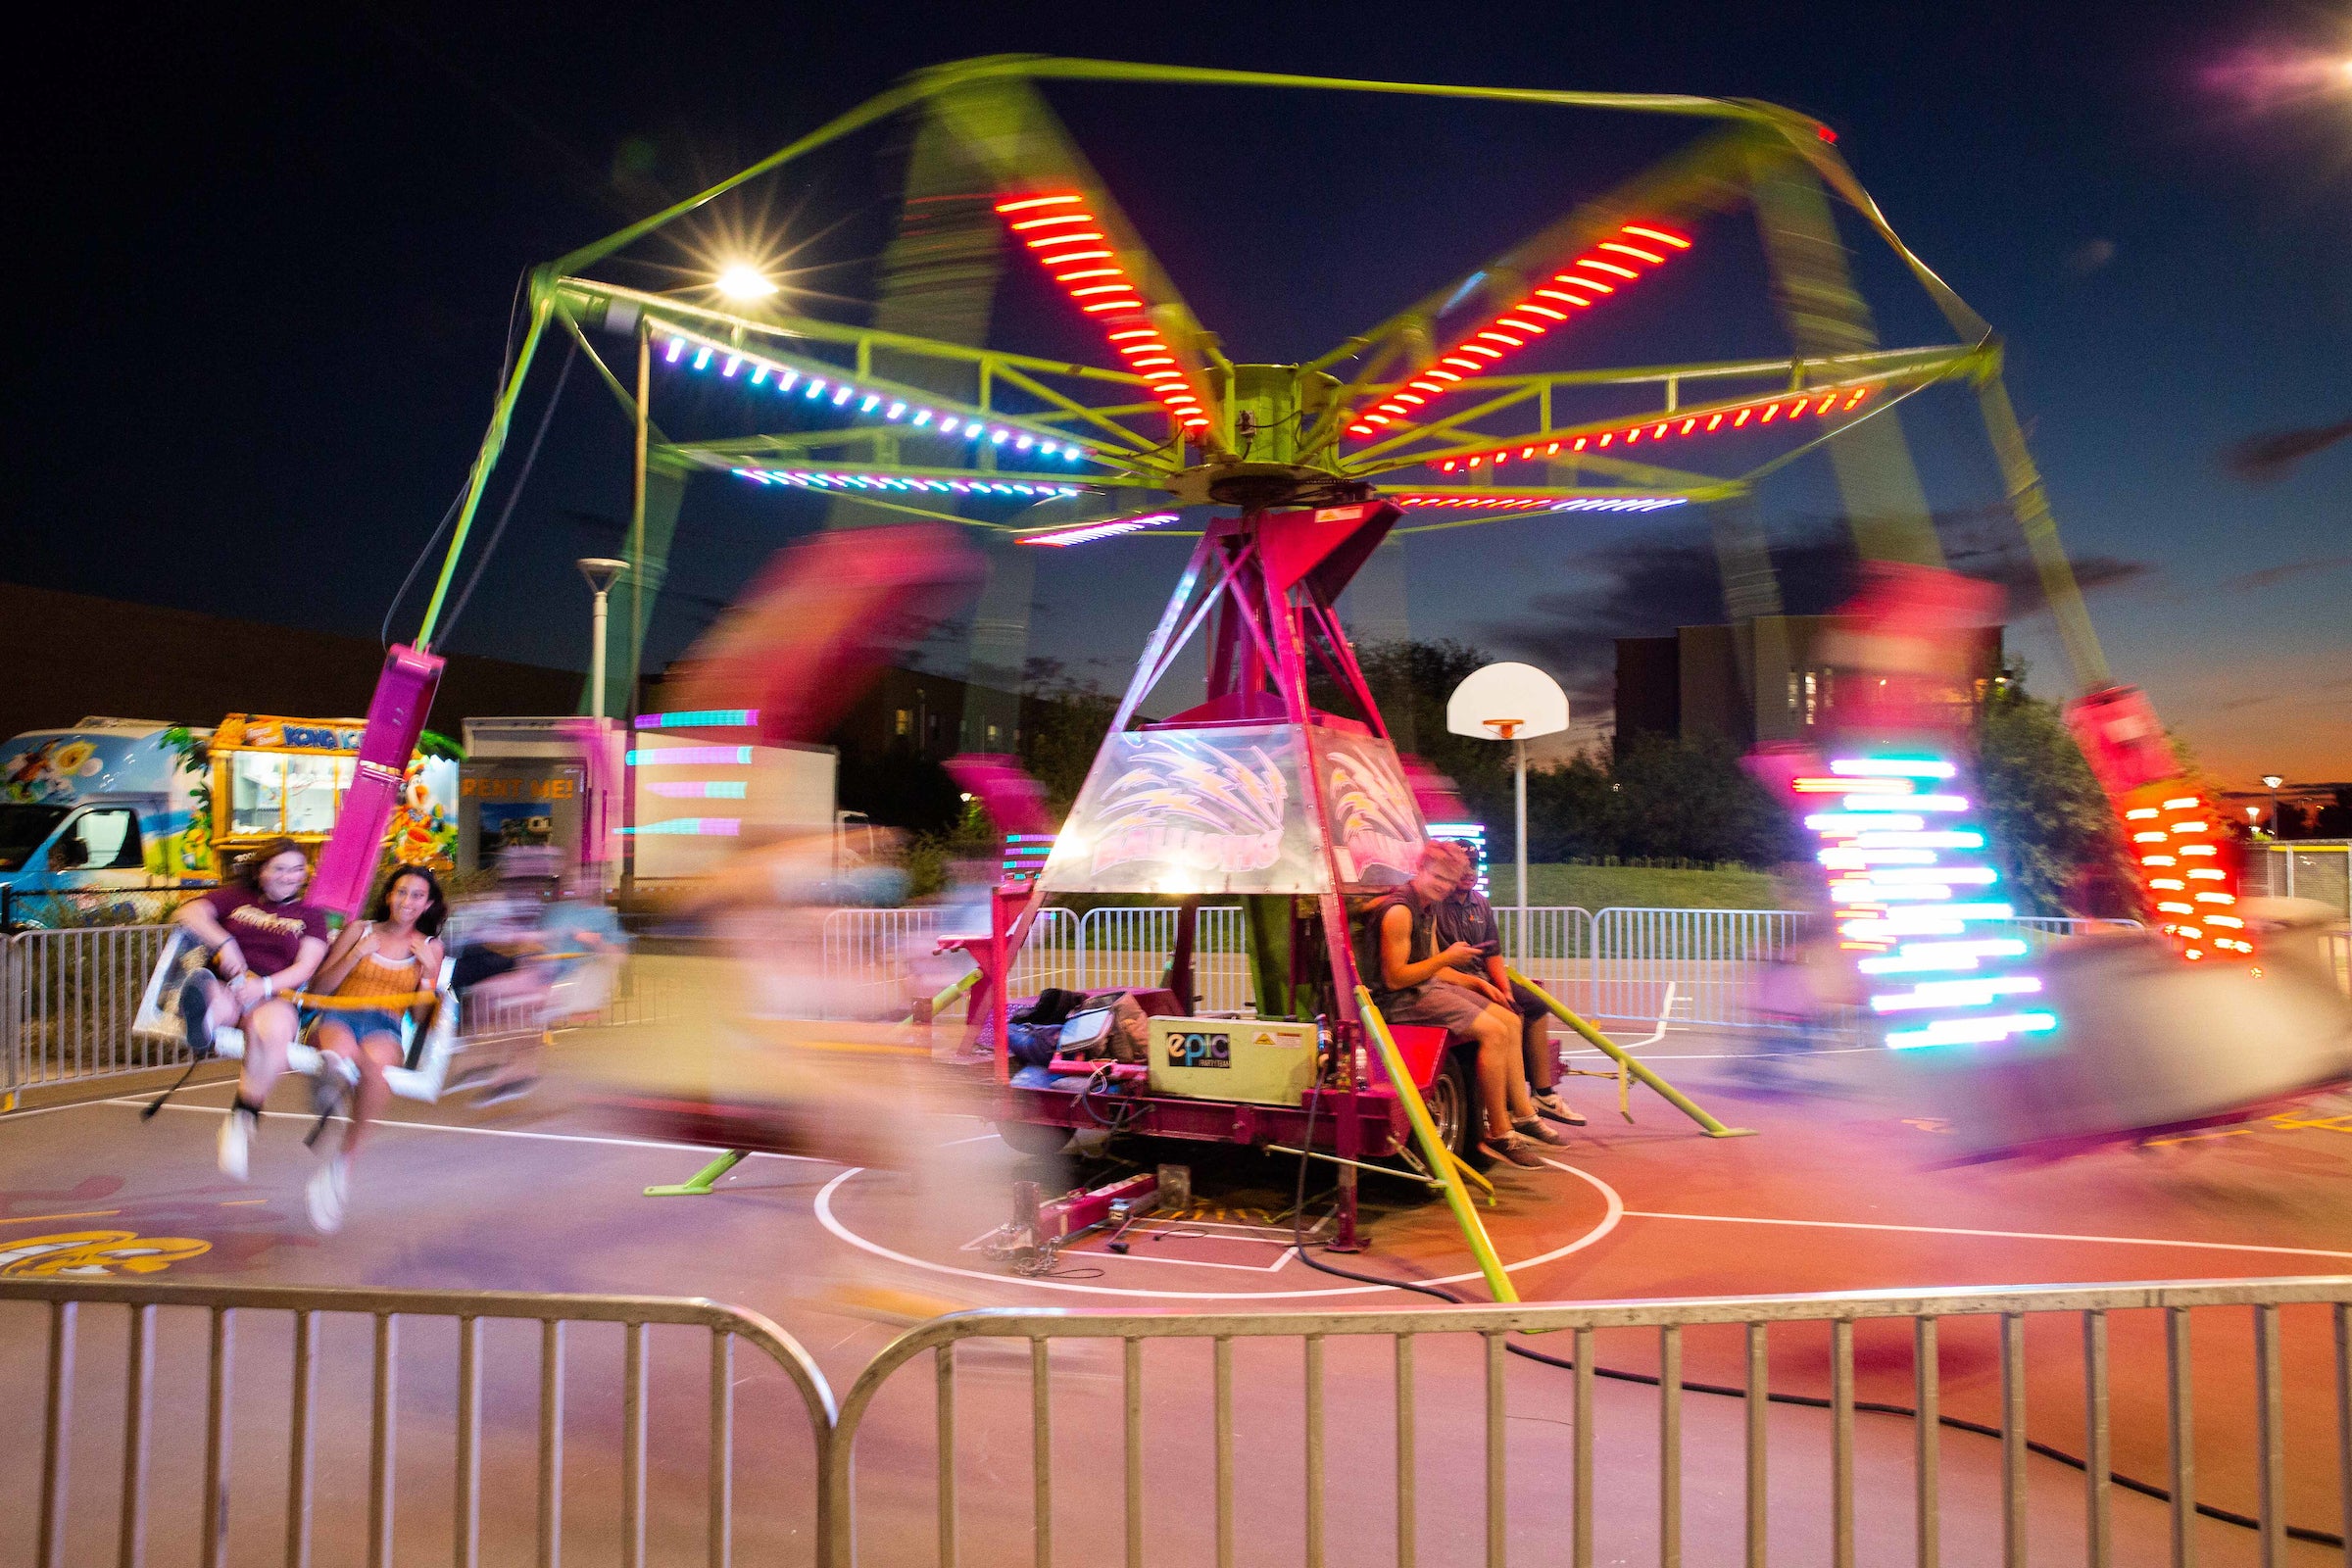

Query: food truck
[[0, 720, 215, 918], [209, 713, 458, 876]]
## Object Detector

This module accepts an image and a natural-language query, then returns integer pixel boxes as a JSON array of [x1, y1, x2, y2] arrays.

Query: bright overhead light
[[714, 264, 778, 301]]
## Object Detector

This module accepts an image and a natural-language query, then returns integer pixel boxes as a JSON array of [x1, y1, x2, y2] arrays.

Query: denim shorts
[[310, 1008, 404, 1046]]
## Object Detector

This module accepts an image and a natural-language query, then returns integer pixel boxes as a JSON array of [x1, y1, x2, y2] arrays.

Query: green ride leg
[[1357, 989, 1519, 1303], [645, 1149, 748, 1198], [1508, 968, 1757, 1140]]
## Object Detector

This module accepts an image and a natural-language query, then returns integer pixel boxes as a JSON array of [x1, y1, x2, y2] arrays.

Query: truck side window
[[69, 808, 143, 871]]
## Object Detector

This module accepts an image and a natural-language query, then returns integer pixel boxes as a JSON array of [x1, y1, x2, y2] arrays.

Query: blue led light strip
[[636, 709, 758, 730], [733, 467, 1090, 501], [655, 325, 1097, 465], [1798, 752, 2058, 1050]]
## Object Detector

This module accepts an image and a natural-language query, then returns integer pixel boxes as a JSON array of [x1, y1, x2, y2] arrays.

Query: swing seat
[[132, 928, 470, 1103]]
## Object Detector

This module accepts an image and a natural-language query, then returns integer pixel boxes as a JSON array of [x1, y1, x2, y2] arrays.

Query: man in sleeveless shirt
[[1433, 858, 1585, 1126], [1365, 841, 1565, 1168]]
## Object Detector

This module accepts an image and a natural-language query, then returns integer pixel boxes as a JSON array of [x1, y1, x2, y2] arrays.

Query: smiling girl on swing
[[301, 864, 447, 1231]]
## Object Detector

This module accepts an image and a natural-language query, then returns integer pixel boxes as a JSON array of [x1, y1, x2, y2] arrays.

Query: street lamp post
[[578, 559, 629, 720], [2263, 773, 2285, 838]]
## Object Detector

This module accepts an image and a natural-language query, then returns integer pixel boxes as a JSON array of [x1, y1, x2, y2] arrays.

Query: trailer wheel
[[995, 1119, 1072, 1158], [1422, 1053, 1483, 1168]]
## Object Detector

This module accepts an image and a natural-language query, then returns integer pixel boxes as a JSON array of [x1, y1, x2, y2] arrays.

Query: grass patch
[[1486, 863, 1787, 911]]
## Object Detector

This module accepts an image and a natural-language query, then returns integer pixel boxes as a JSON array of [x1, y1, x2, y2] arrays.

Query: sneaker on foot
[[217, 1103, 255, 1181], [179, 971, 221, 1060], [1478, 1132, 1547, 1169], [1531, 1090, 1586, 1126], [1515, 1116, 1572, 1148], [306, 1156, 348, 1234]]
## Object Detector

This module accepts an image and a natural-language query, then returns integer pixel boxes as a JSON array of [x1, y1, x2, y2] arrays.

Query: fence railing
[[5, 907, 2164, 1096], [3, 922, 184, 1096], [18, 1273, 2352, 1567], [0, 883, 216, 933], [3, 1276, 834, 1568], [827, 1275, 2352, 1567], [2255, 840, 2352, 921]]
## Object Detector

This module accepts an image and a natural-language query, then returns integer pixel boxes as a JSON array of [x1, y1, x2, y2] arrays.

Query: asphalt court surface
[[8, 1017, 2352, 1555]]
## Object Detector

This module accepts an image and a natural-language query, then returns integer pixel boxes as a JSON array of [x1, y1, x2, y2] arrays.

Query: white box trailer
[[625, 726, 836, 882]]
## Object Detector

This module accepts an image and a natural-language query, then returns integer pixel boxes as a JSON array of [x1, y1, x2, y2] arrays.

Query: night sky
[[14, 1, 2349, 786]]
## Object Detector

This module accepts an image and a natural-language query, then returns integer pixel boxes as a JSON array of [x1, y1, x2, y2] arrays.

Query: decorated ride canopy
[[1036, 495, 1427, 899], [1041, 721, 1423, 896]]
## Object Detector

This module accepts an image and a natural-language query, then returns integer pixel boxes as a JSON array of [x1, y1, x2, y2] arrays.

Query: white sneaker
[[217, 1106, 253, 1181], [307, 1156, 349, 1234]]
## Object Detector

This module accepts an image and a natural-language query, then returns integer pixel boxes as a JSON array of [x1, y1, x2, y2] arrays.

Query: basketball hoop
[[1446, 663, 1570, 940]]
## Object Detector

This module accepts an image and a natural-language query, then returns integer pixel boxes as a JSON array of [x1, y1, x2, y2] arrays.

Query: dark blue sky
[[12, 1, 2348, 784]]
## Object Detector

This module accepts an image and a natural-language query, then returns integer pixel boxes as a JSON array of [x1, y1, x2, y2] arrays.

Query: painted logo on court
[[0, 1231, 212, 1277]]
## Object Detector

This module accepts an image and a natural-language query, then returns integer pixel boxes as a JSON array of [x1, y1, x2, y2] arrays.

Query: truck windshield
[[0, 805, 70, 872]]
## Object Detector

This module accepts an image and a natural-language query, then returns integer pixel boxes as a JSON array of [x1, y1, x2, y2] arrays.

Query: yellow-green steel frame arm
[[1308, 125, 1772, 447], [556, 279, 1146, 394], [416, 286, 555, 648], [1351, 350, 1983, 477], [1979, 372, 2112, 691], [663, 449, 1161, 491], [1356, 988, 1519, 1302], [1508, 970, 1753, 1139]]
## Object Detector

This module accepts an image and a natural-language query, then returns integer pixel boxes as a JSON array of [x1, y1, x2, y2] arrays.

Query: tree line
[[842, 635, 2140, 918]]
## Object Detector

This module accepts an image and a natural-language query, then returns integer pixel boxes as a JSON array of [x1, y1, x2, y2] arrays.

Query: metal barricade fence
[[1071, 906, 1174, 995], [0, 907, 2169, 1096], [823, 906, 944, 1018], [828, 1275, 2352, 1568], [1494, 906, 1595, 1006], [2, 1277, 835, 1568], [3, 923, 183, 1097], [1587, 906, 1813, 1029], [19, 1272, 2352, 1567], [1008, 906, 1081, 999]]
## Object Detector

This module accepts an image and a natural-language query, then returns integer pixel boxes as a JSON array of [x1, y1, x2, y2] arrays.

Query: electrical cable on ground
[[1284, 1050, 2341, 1548]]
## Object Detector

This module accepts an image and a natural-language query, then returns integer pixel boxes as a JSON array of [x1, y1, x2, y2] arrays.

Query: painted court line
[[114, 1099, 836, 1164], [1625, 1209, 2352, 1261]]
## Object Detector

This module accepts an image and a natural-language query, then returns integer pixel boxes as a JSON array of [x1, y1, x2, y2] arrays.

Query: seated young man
[[1363, 841, 1565, 1168], [1433, 858, 1584, 1126]]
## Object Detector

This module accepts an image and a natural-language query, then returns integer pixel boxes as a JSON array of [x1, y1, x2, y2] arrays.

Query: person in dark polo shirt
[[175, 837, 330, 1181], [1434, 858, 1585, 1126]]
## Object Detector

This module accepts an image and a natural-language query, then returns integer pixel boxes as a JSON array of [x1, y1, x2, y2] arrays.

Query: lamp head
[[714, 264, 778, 301], [577, 558, 629, 595]]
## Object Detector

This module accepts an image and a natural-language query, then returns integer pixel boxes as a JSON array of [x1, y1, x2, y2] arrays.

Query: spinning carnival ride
[[323, 59, 2332, 1276]]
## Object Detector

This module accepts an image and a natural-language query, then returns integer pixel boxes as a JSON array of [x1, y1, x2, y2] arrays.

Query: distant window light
[[894, 709, 911, 737]]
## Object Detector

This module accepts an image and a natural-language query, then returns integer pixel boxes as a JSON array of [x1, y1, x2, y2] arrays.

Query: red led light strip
[[1348, 223, 1692, 438], [995, 193, 1211, 433], [1391, 495, 1556, 511], [1431, 383, 1880, 474], [2123, 788, 2250, 960]]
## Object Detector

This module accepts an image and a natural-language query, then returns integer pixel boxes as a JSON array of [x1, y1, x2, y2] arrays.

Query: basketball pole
[[1514, 732, 1528, 942]]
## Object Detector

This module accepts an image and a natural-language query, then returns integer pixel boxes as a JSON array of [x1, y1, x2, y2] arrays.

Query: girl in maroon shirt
[[176, 837, 329, 1181]]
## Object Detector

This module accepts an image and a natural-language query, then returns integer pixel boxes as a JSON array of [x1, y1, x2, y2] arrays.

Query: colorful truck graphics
[[0, 720, 215, 898], [0, 714, 463, 920]]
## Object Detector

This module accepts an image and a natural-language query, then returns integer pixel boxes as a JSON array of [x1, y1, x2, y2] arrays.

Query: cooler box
[[1147, 1017, 1318, 1106]]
